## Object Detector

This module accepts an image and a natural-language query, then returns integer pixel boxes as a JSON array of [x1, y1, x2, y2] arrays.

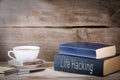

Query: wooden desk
[[0, 62, 120, 80]]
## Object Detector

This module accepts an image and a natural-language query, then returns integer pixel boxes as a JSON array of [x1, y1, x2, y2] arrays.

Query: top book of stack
[[59, 42, 116, 59]]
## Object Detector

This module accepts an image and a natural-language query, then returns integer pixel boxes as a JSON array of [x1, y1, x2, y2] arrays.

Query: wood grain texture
[[0, 72, 120, 80], [77, 28, 120, 53], [0, 28, 120, 61], [99, 0, 120, 27], [0, 28, 77, 61], [0, 0, 112, 27]]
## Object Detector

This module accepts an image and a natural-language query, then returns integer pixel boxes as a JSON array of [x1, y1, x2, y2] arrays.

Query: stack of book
[[54, 42, 120, 77]]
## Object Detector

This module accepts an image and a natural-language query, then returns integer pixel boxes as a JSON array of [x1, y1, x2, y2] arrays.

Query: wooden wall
[[0, 0, 120, 61], [0, 0, 120, 27], [0, 28, 120, 61]]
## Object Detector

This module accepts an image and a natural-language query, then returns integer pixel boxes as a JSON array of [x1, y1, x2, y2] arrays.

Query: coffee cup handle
[[8, 50, 16, 60]]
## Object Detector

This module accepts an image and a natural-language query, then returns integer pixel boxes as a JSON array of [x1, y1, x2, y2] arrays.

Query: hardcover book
[[54, 54, 120, 77], [59, 42, 116, 59]]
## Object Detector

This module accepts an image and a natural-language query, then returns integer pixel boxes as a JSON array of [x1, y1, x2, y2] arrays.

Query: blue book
[[54, 54, 120, 77], [59, 42, 116, 59]]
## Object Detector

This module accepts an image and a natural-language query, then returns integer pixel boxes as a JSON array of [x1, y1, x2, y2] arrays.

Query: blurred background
[[0, 0, 120, 61]]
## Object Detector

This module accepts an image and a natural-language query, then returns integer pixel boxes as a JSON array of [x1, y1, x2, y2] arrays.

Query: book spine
[[59, 46, 96, 59], [54, 54, 104, 76]]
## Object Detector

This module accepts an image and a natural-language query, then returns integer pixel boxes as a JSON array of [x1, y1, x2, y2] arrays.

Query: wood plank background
[[77, 28, 120, 52], [0, 28, 78, 61], [0, 28, 120, 61], [0, 0, 120, 61], [0, 0, 120, 27]]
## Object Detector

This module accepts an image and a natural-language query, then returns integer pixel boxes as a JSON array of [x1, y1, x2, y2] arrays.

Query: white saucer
[[8, 59, 46, 69]]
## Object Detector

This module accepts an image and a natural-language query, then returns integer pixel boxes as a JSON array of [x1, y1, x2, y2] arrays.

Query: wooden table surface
[[0, 61, 120, 80]]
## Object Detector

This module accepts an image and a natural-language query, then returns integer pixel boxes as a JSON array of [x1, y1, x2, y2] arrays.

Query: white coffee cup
[[7, 46, 40, 66]]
